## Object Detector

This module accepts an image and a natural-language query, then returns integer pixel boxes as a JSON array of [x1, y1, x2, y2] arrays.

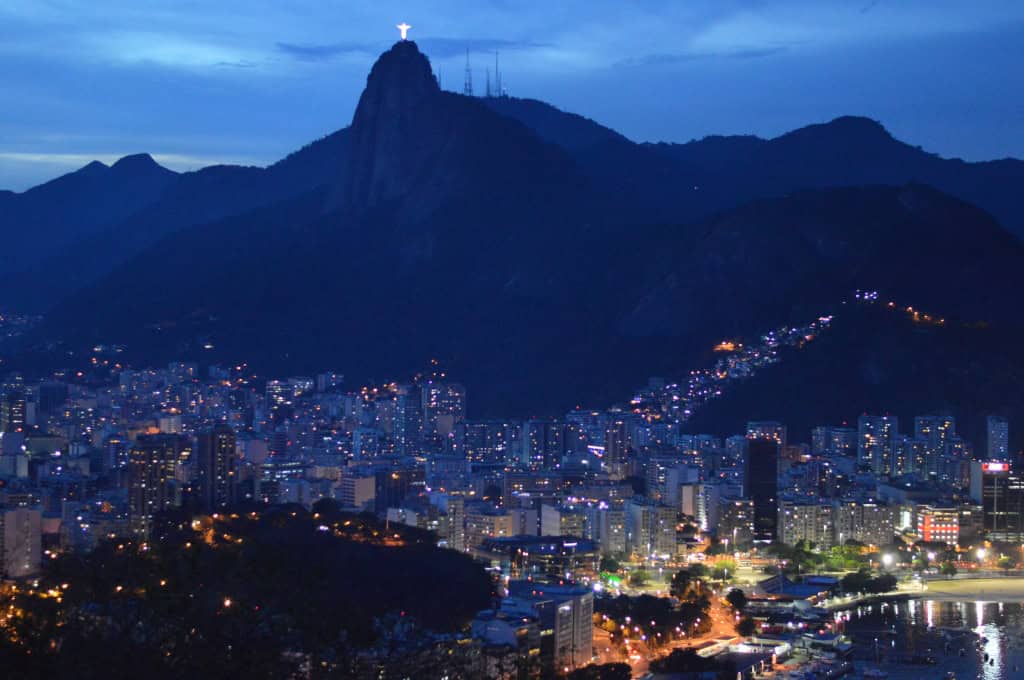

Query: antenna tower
[[463, 49, 473, 96], [495, 51, 501, 96]]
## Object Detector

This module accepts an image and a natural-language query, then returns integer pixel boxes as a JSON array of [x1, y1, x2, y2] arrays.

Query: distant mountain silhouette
[[485, 100, 1024, 237], [0, 129, 348, 311], [8, 41, 1024, 422], [0, 154, 177, 273]]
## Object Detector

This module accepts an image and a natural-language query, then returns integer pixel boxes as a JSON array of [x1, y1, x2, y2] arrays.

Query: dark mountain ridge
[[483, 100, 1024, 238], [8, 40, 1024, 420], [1, 128, 349, 311], [0, 153, 177, 273], [5, 61, 1023, 313]]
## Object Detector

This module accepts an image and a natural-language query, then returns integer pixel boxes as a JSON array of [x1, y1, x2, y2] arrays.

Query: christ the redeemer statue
[[397, 23, 411, 40]]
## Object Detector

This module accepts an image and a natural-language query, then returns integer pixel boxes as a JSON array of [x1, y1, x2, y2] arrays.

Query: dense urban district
[[0, 293, 1016, 679]]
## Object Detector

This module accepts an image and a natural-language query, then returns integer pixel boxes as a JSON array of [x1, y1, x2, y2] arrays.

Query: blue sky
[[2, 0, 1022, 190]]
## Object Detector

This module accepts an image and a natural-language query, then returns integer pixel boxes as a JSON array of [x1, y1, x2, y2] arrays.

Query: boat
[[862, 670, 888, 680], [943, 672, 956, 680]]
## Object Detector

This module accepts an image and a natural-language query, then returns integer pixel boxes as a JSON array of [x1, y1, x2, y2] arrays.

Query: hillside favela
[[1, 3, 1024, 679]]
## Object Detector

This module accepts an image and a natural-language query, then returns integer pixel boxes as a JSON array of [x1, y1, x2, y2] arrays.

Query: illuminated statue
[[396, 22, 412, 40]]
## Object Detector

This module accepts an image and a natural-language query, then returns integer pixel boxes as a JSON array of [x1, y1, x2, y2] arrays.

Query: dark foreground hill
[[0, 502, 492, 679]]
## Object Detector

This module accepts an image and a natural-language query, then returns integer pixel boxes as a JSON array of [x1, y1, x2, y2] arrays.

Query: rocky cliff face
[[336, 40, 584, 224], [340, 41, 441, 209]]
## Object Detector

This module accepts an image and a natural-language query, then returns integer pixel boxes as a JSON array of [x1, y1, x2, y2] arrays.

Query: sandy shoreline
[[914, 577, 1024, 602]]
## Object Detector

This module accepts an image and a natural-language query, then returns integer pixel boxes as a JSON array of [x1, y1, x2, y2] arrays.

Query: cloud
[[275, 41, 378, 62], [275, 37, 551, 63], [414, 37, 553, 59], [616, 44, 790, 67]]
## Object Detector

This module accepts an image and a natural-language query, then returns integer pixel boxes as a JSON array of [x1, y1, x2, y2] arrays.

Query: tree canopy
[[0, 502, 493, 677], [725, 588, 748, 612], [840, 567, 897, 594]]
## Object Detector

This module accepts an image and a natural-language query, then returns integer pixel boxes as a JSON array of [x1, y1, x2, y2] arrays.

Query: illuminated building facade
[[129, 434, 191, 536], [857, 415, 898, 476], [987, 416, 1010, 460], [196, 424, 236, 512], [969, 460, 1024, 541], [915, 505, 960, 544]]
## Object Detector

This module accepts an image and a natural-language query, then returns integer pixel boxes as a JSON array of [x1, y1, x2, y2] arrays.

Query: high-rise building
[[778, 500, 834, 548], [987, 416, 1010, 460], [718, 498, 755, 545], [0, 507, 41, 578], [196, 424, 237, 512], [833, 501, 897, 547], [651, 504, 677, 557], [826, 427, 857, 457], [857, 415, 898, 476], [969, 460, 1024, 541], [465, 507, 517, 548], [458, 420, 515, 464], [421, 382, 466, 437], [540, 504, 586, 537], [315, 372, 344, 393], [394, 384, 423, 455], [505, 581, 593, 672], [335, 472, 375, 510], [522, 419, 564, 469], [585, 506, 626, 556], [565, 410, 608, 448], [890, 435, 929, 477], [37, 381, 68, 415], [625, 500, 653, 557], [914, 415, 956, 472], [0, 390, 26, 434], [915, 505, 960, 545], [646, 457, 698, 507], [745, 438, 779, 541], [129, 434, 191, 536], [443, 495, 466, 551], [604, 418, 629, 480], [680, 483, 721, 531], [746, 421, 787, 449], [811, 427, 829, 456]]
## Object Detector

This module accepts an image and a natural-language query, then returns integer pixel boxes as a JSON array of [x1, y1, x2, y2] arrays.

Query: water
[[839, 599, 1024, 680]]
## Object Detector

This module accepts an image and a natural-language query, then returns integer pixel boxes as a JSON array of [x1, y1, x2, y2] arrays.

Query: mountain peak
[[781, 115, 894, 145], [351, 40, 438, 128], [79, 160, 109, 176], [825, 115, 890, 134], [111, 153, 162, 172], [339, 40, 442, 209]]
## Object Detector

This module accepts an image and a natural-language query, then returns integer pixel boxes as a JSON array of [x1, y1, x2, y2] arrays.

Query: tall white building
[[0, 507, 41, 578]]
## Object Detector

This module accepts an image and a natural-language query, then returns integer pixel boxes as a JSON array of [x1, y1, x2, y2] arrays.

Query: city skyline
[[2, 7, 1024, 676]]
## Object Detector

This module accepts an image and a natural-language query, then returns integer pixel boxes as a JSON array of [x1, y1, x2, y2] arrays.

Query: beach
[[918, 577, 1024, 602]]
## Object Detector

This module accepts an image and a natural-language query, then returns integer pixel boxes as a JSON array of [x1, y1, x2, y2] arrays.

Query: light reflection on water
[[843, 600, 1024, 680]]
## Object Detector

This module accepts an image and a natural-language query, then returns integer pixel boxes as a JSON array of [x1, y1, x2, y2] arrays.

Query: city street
[[593, 597, 740, 678]]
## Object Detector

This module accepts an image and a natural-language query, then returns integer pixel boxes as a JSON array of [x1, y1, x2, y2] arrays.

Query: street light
[[881, 554, 894, 569]]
